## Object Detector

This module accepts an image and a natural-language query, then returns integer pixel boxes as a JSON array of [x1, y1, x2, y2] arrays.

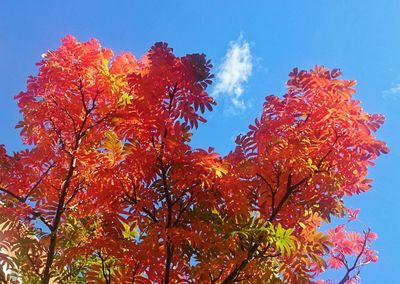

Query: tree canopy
[[0, 36, 388, 284]]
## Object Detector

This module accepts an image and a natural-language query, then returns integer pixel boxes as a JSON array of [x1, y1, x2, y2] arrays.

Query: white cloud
[[383, 82, 400, 100], [213, 35, 253, 110]]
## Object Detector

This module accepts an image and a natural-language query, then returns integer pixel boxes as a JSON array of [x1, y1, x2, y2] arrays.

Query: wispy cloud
[[383, 82, 400, 100], [213, 35, 253, 110]]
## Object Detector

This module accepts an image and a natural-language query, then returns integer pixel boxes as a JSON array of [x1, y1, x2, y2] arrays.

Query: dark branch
[[0, 187, 24, 202], [338, 229, 370, 284], [24, 162, 56, 201], [97, 251, 111, 284]]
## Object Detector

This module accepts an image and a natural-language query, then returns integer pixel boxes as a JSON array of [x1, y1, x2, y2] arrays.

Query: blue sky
[[1, 1, 399, 282]]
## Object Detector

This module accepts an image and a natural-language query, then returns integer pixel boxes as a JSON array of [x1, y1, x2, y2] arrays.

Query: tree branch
[[338, 229, 370, 284], [98, 251, 111, 284], [24, 162, 56, 202], [0, 187, 24, 202]]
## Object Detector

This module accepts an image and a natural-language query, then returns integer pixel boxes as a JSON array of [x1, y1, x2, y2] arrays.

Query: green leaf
[[273, 223, 297, 257], [121, 222, 139, 240]]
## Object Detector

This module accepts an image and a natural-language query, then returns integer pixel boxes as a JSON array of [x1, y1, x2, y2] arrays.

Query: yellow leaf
[[215, 166, 227, 177], [102, 130, 122, 153], [102, 59, 110, 75], [118, 91, 134, 107], [307, 158, 318, 171]]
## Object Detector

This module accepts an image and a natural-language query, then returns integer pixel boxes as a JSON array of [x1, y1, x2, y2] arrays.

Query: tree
[[0, 36, 388, 284]]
